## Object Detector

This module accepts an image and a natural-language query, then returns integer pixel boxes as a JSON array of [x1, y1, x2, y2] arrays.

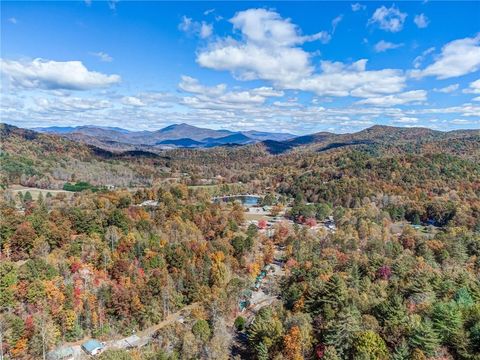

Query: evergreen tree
[[409, 319, 440, 357], [391, 339, 410, 360], [324, 306, 361, 358], [256, 341, 268, 360], [431, 302, 462, 343], [23, 191, 33, 203]]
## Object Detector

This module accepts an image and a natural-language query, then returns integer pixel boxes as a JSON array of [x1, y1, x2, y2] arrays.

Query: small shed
[[81, 339, 104, 356]]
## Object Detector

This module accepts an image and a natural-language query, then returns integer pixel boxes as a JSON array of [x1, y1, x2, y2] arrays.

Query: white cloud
[[433, 84, 459, 93], [200, 23, 213, 38], [414, 13, 429, 28], [374, 40, 404, 53], [229, 8, 331, 47], [368, 5, 407, 32], [121, 96, 146, 107], [410, 35, 480, 79], [197, 9, 320, 83], [450, 119, 468, 124], [90, 51, 113, 62], [463, 79, 480, 94], [179, 16, 213, 39], [356, 90, 427, 106], [290, 60, 407, 97], [108, 0, 118, 11], [0, 58, 121, 90], [331, 15, 343, 34], [8, 17, 17, 24], [178, 76, 283, 110], [120, 92, 176, 108], [34, 96, 111, 112], [204, 9, 215, 16], [179, 75, 226, 96], [198, 9, 407, 98], [412, 47, 435, 69], [393, 116, 419, 123], [351, 3, 366, 12]]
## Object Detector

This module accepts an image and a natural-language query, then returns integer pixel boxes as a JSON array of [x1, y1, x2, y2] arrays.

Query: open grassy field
[[8, 184, 74, 200]]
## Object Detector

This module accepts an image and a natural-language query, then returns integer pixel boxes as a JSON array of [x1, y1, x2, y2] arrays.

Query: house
[[47, 346, 75, 360], [111, 334, 148, 349], [139, 200, 158, 207], [81, 339, 104, 356]]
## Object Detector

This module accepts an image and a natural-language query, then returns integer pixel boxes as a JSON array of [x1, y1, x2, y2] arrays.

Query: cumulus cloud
[[197, 9, 321, 84], [229, 9, 330, 47], [414, 13, 429, 28], [179, 16, 213, 39], [356, 90, 427, 106], [90, 51, 113, 62], [433, 84, 459, 93], [410, 35, 480, 79], [8, 17, 17, 24], [197, 9, 407, 98], [351, 3, 366, 12], [368, 5, 407, 32], [374, 40, 404, 53], [291, 60, 407, 97], [0, 58, 121, 90]]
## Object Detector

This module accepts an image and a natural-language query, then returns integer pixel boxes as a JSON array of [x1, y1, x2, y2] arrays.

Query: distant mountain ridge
[[34, 123, 296, 149], [260, 125, 480, 154]]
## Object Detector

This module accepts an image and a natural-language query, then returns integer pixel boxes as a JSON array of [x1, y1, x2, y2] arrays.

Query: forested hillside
[[0, 124, 171, 189]]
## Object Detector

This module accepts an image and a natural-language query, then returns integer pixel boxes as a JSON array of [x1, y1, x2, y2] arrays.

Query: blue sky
[[1, 1, 479, 134]]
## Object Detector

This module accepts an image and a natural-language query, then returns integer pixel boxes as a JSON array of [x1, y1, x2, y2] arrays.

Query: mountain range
[[10, 123, 479, 159], [34, 123, 296, 149]]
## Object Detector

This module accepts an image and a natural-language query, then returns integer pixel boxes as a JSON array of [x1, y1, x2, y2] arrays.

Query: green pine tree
[[409, 319, 440, 357], [391, 339, 410, 360], [325, 306, 361, 358], [256, 341, 268, 360]]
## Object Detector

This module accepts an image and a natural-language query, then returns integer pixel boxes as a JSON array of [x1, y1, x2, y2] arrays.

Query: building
[[111, 334, 148, 350], [47, 346, 75, 360], [81, 339, 104, 356], [139, 200, 159, 207]]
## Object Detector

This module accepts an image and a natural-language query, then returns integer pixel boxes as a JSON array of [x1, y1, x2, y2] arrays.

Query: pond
[[214, 195, 261, 206]]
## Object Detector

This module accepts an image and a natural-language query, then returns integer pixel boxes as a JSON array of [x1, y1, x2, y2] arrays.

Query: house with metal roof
[[81, 339, 104, 356]]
